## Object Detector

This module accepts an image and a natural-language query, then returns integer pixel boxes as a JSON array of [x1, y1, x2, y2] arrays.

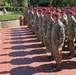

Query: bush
[[0, 7, 3, 11], [0, 6, 25, 12], [4, 2, 10, 7], [0, 13, 22, 21], [19, 7, 25, 12]]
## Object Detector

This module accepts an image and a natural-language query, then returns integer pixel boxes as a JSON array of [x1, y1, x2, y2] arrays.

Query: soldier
[[67, 10, 76, 58], [33, 8, 38, 35], [41, 7, 47, 46], [45, 11, 54, 60], [26, 7, 30, 27], [28, 7, 34, 30], [37, 9, 43, 42], [25, 7, 29, 23], [23, 14, 27, 26], [20, 17, 23, 26], [60, 11, 68, 25], [61, 8, 67, 19], [60, 11, 68, 50], [51, 13, 65, 71]]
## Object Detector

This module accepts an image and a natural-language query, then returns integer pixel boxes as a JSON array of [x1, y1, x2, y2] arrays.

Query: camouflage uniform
[[51, 20, 65, 68], [25, 8, 29, 23], [60, 16, 68, 35], [37, 13, 43, 41], [46, 18, 54, 55], [28, 10, 34, 30], [60, 15, 68, 49], [67, 16, 76, 56], [41, 14, 47, 45], [36, 13, 40, 40], [33, 12, 39, 34], [26, 9, 30, 26], [60, 16, 68, 28]]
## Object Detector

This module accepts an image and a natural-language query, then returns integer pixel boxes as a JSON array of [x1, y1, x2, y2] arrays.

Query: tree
[[3, 0, 10, 7], [29, 0, 76, 7], [30, 0, 51, 6], [52, 0, 76, 6], [17, 0, 26, 7]]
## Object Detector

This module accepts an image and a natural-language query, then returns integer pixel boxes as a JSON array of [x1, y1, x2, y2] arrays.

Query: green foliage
[[52, 0, 76, 6], [19, 7, 25, 12], [29, 0, 76, 7], [3, 0, 10, 7], [30, 0, 40, 6], [0, 13, 22, 21], [0, 7, 3, 11], [0, 6, 25, 13], [17, 0, 26, 7], [4, 2, 10, 7], [38, 1, 50, 7], [29, 0, 51, 6]]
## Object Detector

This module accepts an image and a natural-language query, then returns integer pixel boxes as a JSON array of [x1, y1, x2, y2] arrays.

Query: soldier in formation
[[66, 10, 76, 58], [45, 11, 54, 60], [51, 13, 65, 71], [24, 6, 76, 71]]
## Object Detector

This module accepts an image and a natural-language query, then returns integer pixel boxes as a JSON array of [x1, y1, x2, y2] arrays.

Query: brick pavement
[[0, 26, 76, 75]]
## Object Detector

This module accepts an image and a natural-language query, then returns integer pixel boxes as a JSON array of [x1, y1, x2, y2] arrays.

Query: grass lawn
[[0, 13, 22, 21]]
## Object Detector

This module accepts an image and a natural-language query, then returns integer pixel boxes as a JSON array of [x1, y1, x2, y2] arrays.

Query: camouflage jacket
[[52, 20, 65, 45], [28, 12, 34, 25], [67, 16, 76, 38], [33, 13, 38, 26], [41, 15, 47, 35], [37, 14, 42, 31], [60, 17, 68, 28], [46, 18, 54, 38]]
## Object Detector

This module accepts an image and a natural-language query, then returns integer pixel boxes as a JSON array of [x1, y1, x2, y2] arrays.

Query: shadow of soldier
[[0, 55, 51, 65], [0, 61, 76, 75]]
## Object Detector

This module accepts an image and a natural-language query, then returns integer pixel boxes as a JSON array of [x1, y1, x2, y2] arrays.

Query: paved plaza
[[0, 26, 76, 75]]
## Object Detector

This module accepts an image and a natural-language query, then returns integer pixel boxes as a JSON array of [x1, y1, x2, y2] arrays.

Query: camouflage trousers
[[67, 38, 75, 53], [34, 25, 38, 34], [38, 29, 43, 42], [28, 20, 33, 30], [35, 27, 40, 41], [51, 41, 63, 65], [45, 38, 54, 56], [42, 33, 46, 45]]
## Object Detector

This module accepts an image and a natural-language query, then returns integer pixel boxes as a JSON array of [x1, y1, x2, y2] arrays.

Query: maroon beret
[[46, 11, 52, 14], [38, 9, 42, 12], [42, 7, 47, 10], [62, 8, 65, 12], [54, 13, 60, 17], [69, 11, 75, 15], [34, 8, 37, 10], [55, 8, 61, 12]]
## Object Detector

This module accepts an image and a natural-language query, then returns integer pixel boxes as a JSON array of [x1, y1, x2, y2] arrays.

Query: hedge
[[0, 7, 25, 12]]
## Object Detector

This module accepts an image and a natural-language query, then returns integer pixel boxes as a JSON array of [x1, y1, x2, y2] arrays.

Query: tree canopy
[[2, 0, 76, 7], [29, 0, 76, 7]]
